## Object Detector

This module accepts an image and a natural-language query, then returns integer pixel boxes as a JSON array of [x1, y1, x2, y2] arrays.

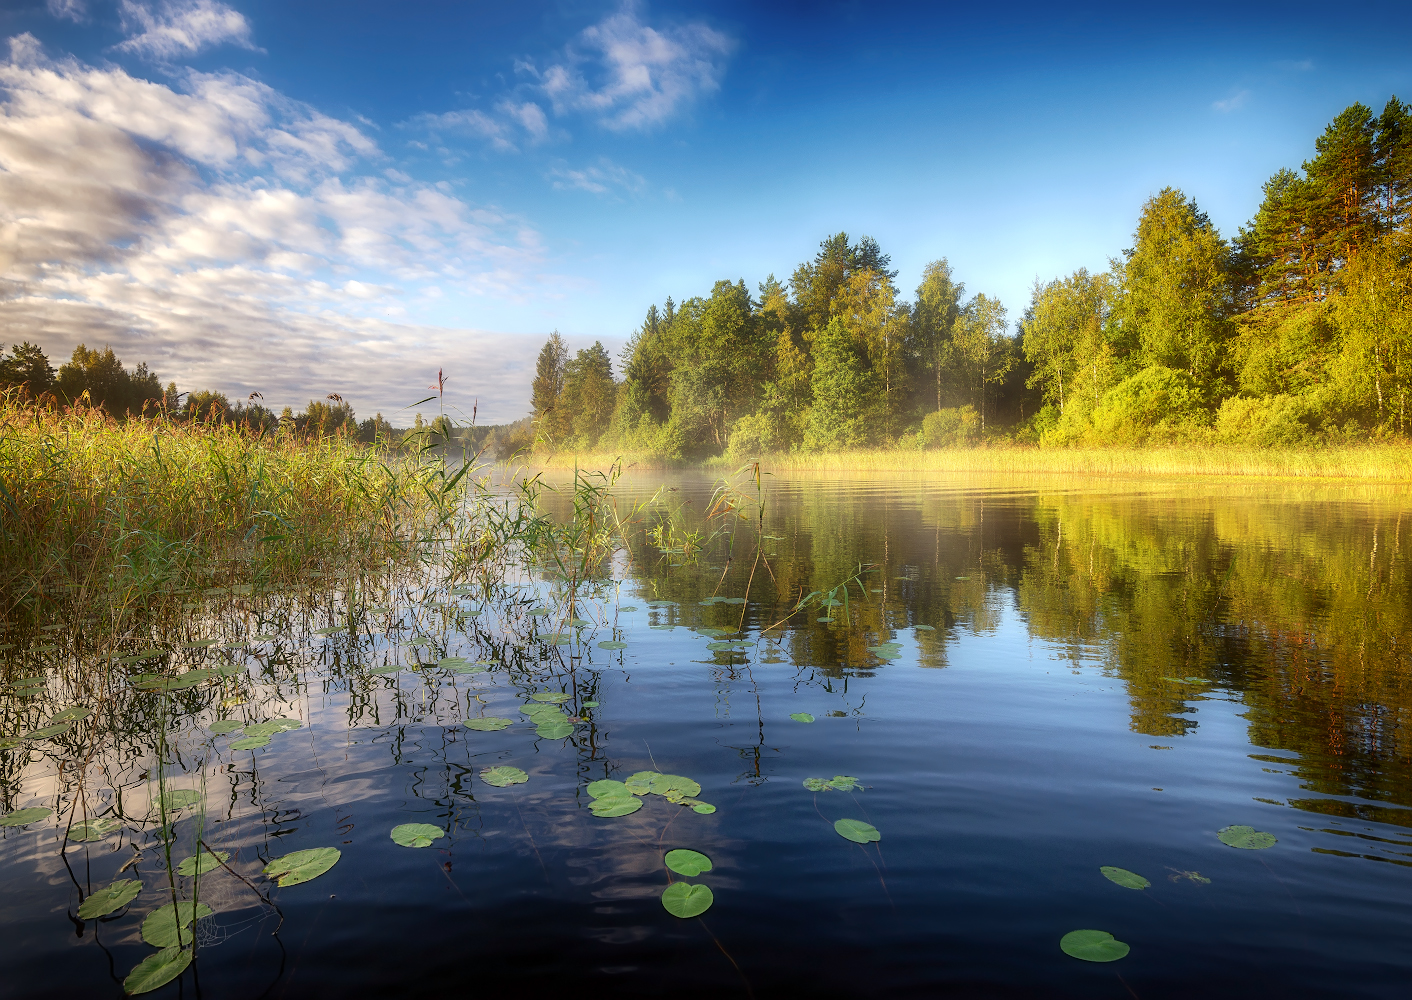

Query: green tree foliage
[[1021, 269, 1117, 416], [531, 331, 569, 445], [55, 344, 164, 416], [804, 317, 881, 451], [913, 260, 965, 412], [951, 293, 1013, 431], [559, 342, 616, 449], [0, 342, 56, 398]]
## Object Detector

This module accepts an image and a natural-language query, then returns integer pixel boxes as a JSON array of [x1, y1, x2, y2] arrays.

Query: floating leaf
[[828, 775, 860, 792], [1169, 869, 1212, 884], [49, 706, 91, 723], [369, 665, 400, 675], [618, 606, 638, 612], [698, 597, 725, 605], [481, 766, 528, 787], [589, 796, 642, 817], [646, 601, 678, 608], [177, 850, 229, 877], [650, 774, 701, 797], [229, 735, 270, 750], [0, 806, 51, 826], [587, 779, 630, 799], [159, 789, 201, 811], [720, 597, 747, 605], [463, 717, 513, 731], [70, 817, 120, 842], [582, 700, 600, 708], [24, 722, 73, 740], [1100, 866, 1150, 890], [244, 718, 302, 738], [690, 802, 716, 815], [528, 608, 551, 617], [141, 901, 213, 948], [208, 721, 243, 735], [1059, 929, 1130, 962], [263, 847, 341, 886], [624, 771, 658, 795], [661, 882, 713, 918], [790, 713, 815, 723], [834, 818, 880, 844], [707, 641, 752, 652], [915, 624, 935, 631], [78, 878, 142, 919], [124, 946, 191, 995], [867, 643, 902, 658], [531, 692, 571, 703], [665, 849, 713, 876], [598, 641, 628, 650], [1218, 825, 1277, 850], [390, 823, 443, 848], [535, 721, 574, 739], [803, 778, 829, 792]]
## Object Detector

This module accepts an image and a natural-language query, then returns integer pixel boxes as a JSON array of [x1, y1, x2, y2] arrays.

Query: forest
[[530, 97, 1412, 458]]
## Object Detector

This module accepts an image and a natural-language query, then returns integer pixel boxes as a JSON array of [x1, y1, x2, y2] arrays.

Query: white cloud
[[532, 2, 734, 131], [548, 156, 645, 196], [46, 0, 88, 23], [1213, 89, 1250, 113], [0, 35, 553, 421], [115, 0, 258, 61]]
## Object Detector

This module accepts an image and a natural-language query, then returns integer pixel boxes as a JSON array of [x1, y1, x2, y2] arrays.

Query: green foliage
[[1086, 367, 1211, 445], [804, 318, 880, 451], [55, 344, 164, 416], [1059, 929, 1129, 962], [921, 406, 981, 449], [1215, 395, 1316, 446], [0, 342, 56, 398]]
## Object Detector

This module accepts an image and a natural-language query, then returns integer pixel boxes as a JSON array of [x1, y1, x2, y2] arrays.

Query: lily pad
[[244, 718, 302, 738], [229, 735, 271, 750], [49, 706, 91, 723], [463, 717, 513, 731], [369, 665, 400, 675], [587, 779, 630, 799], [24, 722, 73, 740], [661, 882, 713, 918], [598, 641, 628, 650], [834, 818, 880, 844], [1100, 866, 1150, 890], [209, 720, 243, 735], [159, 789, 201, 811], [390, 823, 444, 848], [915, 624, 936, 631], [665, 849, 713, 876], [528, 608, 551, 616], [0, 806, 51, 826], [78, 878, 142, 919], [582, 700, 600, 708], [263, 847, 341, 886], [0, 737, 26, 750], [589, 796, 643, 817], [868, 643, 903, 658], [1059, 929, 1130, 962], [803, 778, 830, 792], [646, 601, 678, 608], [531, 692, 572, 703], [707, 641, 752, 652], [70, 817, 120, 842], [790, 713, 815, 723], [177, 850, 230, 877], [1218, 825, 1277, 850], [124, 946, 192, 995], [649, 774, 701, 797], [481, 766, 528, 787], [690, 801, 716, 815], [141, 900, 213, 948], [536, 721, 574, 739]]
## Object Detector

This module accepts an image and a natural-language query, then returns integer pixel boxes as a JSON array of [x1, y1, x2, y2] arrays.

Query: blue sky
[[2, 1, 1409, 422]]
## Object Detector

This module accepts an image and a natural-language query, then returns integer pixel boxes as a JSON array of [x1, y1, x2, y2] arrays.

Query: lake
[[2, 470, 1410, 998]]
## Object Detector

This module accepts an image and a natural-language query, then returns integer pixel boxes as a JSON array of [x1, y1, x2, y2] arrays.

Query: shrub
[[921, 406, 981, 449], [1215, 395, 1317, 446], [1085, 367, 1210, 445]]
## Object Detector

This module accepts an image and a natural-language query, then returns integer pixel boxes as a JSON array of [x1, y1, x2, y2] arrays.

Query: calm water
[[3, 472, 1411, 998]]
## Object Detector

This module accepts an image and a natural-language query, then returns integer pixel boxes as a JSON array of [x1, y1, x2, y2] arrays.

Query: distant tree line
[[529, 97, 1412, 456]]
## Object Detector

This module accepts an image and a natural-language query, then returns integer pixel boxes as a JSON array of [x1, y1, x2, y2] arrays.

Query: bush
[[1085, 367, 1210, 445], [921, 406, 981, 449], [1215, 395, 1317, 447], [728, 412, 784, 458]]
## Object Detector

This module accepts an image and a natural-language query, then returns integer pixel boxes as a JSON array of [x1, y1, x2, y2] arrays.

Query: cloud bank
[[0, 35, 551, 423]]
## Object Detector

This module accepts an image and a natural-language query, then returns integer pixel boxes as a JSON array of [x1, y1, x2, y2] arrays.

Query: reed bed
[[533, 444, 1412, 481]]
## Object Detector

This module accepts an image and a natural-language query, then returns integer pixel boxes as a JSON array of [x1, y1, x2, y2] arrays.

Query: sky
[[2, 0, 1410, 424]]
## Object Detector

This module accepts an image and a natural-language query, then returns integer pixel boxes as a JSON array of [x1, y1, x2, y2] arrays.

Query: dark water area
[[3, 472, 1411, 998]]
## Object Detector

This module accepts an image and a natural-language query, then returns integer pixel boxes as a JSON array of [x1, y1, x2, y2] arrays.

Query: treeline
[[531, 97, 1412, 457], [0, 340, 534, 454]]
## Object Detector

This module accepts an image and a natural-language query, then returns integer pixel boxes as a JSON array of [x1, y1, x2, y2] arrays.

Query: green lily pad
[[124, 946, 192, 995], [531, 692, 572, 703], [834, 818, 880, 844], [827, 775, 860, 791], [0, 806, 51, 826], [229, 736, 270, 750], [184, 639, 220, 649], [790, 713, 815, 723], [263, 847, 341, 886], [1218, 825, 1277, 849], [665, 849, 713, 876], [390, 823, 443, 848], [587, 779, 630, 799], [867, 643, 902, 658], [209, 720, 243, 735], [244, 718, 302, 738], [1100, 866, 1150, 890], [25, 723, 73, 740], [70, 817, 120, 842], [649, 774, 701, 797], [803, 778, 830, 791], [1060, 929, 1130, 962], [49, 706, 91, 723], [463, 717, 513, 731], [698, 597, 725, 605], [661, 882, 713, 918], [690, 801, 716, 815], [528, 608, 551, 616], [481, 766, 528, 787], [598, 641, 628, 650], [646, 601, 678, 608], [536, 721, 574, 738], [177, 850, 229, 876], [159, 789, 201, 811], [707, 641, 752, 652], [78, 878, 142, 919], [582, 700, 600, 708], [589, 796, 643, 817], [141, 900, 213, 947], [543, 633, 571, 645], [369, 665, 400, 675]]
